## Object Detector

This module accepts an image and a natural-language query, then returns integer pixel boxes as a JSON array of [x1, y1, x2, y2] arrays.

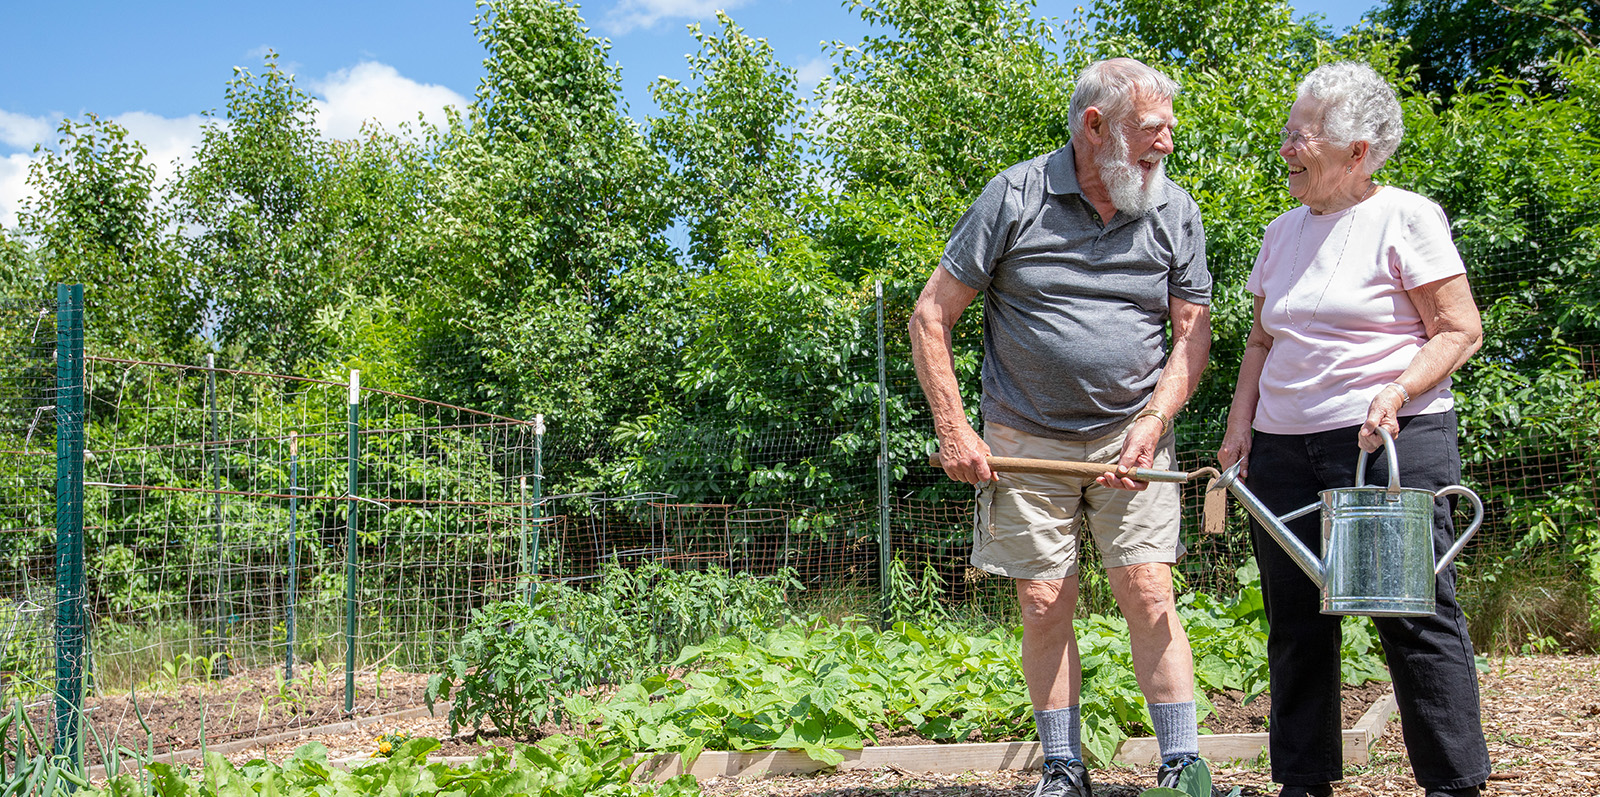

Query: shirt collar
[[1044, 142, 1081, 197]]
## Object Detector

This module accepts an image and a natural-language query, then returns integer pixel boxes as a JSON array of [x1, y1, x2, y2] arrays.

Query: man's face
[[1095, 92, 1176, 215], [1120, 93, 1177, 182]]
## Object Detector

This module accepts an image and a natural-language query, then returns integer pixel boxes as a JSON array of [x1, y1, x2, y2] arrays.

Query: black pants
[[1246, 412, 1490, 790]]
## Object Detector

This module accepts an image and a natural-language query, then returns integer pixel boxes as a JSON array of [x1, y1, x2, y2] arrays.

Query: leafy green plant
[[426, 562, 800, 737], [882, 553, 952, 627], [85, 736, 701, 797], [587, 563, 1389, 767], [426, 599, 588, 737], [139, 651, 226, 692]]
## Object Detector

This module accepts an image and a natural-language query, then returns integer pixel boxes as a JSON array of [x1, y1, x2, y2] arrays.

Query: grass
[[1460, 559, 1599, 654], [87, 609, 457, 693]]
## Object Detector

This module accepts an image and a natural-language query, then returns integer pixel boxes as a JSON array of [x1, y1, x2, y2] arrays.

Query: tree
[[1373, 0, 1598, 100], [411, 0, 687, 453], [171, 54, 347, 371], [648, 12, 809, 271], [172, 53, 434, 375], [16, 115, 195, 357]]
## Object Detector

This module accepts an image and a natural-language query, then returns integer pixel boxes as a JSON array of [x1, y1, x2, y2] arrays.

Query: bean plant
[[581, 560, 1389, 767], [84, 736, 701, 797]]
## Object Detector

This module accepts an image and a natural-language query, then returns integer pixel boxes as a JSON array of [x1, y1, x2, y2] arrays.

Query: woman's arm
[[1218, 295, 1271, 476], [1358, 273, 1484, 451]]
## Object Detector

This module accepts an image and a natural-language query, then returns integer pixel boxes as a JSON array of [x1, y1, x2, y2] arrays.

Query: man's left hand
[[1098, 415, 1163, 491]]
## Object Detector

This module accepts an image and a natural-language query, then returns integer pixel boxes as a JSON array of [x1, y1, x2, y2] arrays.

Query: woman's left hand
[[1358, 384, 1407, 452]]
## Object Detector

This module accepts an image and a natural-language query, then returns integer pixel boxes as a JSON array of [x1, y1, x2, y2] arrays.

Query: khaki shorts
[[971, 422, 1184, 581]]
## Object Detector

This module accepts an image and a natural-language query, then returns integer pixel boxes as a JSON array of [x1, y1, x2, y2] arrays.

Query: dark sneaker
[[1279, 786, 1333, 797], [1034, 757, 1092, 797], [1156, 753, 1209, 795], [1425, 788, 1480, 797]]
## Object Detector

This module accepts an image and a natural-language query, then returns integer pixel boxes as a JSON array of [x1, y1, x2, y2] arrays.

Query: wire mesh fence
[[81, 359, 546, 685], [0, 205, 1595, 761], [0, 288, 59, 753]]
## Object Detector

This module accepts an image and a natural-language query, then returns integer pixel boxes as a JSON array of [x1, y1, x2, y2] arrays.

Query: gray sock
[[1034, 705, 1081, 762], [1149, 700, 1198, 763]]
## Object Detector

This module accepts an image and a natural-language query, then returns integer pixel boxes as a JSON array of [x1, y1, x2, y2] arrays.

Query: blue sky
[[0, 0, 1375, 228]]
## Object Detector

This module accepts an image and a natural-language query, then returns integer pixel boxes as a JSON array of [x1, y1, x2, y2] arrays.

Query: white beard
[[1097, 130, 1164, 215]]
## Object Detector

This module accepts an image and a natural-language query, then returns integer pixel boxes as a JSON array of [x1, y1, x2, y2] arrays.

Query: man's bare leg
[[1109, 561, 1199, 773]]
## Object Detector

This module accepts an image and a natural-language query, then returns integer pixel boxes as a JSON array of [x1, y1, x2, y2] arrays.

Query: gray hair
[[1068, 58, 1180, 139], [1296, 61, 1404, 174]]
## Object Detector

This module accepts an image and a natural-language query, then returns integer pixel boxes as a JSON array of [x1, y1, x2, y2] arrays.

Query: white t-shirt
[[1247, 187, 1466, 435]]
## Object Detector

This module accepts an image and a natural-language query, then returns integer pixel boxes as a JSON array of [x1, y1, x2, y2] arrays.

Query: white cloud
[[795, 56, 831, 97], [0, 60, 465, 231], [0, 152, 34, 229], [309, 62, 467, 140], [0, 110, 54, 151], [603, 0, 752, 35], [113, 111, 210, 190]]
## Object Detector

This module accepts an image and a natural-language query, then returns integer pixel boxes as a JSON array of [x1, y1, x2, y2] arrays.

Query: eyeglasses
[[1277, 129, 1326, 148]]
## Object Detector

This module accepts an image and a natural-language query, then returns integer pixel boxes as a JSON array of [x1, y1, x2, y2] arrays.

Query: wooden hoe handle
[[927, 453, 1191, 483]]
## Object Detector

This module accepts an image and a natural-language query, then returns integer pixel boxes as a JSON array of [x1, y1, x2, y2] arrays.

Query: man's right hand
[[936, 426, 993, 484]]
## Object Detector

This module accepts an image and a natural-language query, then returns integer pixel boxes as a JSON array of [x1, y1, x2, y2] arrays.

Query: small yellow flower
[[373, 731, 408, 757]]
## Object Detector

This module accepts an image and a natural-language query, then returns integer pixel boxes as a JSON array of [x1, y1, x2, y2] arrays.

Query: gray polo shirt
[[940, 141, 1210, 441]]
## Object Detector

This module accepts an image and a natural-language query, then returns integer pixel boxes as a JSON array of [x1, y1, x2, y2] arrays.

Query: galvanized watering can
[[1213, 427, 1484, 617]]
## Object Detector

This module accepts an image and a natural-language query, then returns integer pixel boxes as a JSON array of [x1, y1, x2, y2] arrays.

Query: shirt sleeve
[[1168, 197, 1212, 305], [1393, 198, 1466, 289], [938, 173, 1018, 291], [1248, 211, 1293, 298]]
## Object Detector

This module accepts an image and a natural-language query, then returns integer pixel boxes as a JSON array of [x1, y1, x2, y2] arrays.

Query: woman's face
[[1280, 98, 1355, 210]]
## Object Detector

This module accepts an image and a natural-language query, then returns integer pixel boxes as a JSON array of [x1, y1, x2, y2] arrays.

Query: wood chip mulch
[[216, 655, 1598, 796]]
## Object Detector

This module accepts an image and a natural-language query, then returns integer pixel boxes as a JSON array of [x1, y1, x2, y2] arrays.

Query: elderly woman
[[1217, 62, 1491, 797]]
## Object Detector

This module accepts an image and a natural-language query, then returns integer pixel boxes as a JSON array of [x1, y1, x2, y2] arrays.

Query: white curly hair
[[1296, 61, 1405, 174]]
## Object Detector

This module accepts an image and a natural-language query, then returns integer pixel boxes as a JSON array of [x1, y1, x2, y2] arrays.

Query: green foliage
[[87, 737, 701, 797], [411, 0, 683, 440], [1374, 0, 1597, 101], [648, 12, 808, 270], [590, 563, 1386, 768], [426, 562, 799, 737], [171, 52, 432, 373], [609, 619, 1032, 765], [17, 115, 193, 358], [0, 698, 91, 796], [883, 554, 953, 626], [823, 0, 1076, 202]]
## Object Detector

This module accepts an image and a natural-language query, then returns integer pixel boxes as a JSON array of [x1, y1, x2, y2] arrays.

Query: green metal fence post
[[344, 371, 360, 713], [519, 476, 529, 606], [53, 284, 85, 764], [207, 353, 229, 678], [875, 281, 892, 628], [286, 432, 299, 682], [530, 415, 544, 598]]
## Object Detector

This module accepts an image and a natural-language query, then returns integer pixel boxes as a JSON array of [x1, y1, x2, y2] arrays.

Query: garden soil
[[80, 655, 1599, 795]]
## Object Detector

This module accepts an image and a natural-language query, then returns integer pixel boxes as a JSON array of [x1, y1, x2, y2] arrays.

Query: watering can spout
[[1213, 463, 1327, 589]]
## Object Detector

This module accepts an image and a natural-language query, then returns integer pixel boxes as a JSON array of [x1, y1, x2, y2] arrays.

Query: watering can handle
[[1354, 426, 1402, 493], [1432, 485, 1484, 575]]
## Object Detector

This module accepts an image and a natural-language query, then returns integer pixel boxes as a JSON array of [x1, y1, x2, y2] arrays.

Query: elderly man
[[909, 58, 1212, 797]]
